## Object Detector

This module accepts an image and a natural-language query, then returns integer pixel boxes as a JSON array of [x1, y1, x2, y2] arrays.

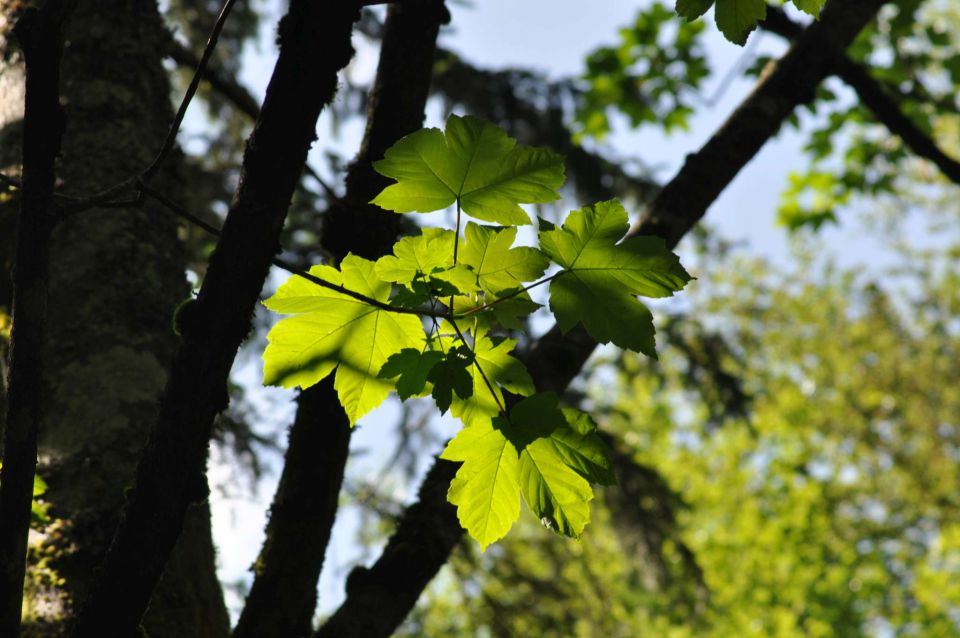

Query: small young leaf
[[460, 223, 549, 294], [378, 349, 444, 400], [376, 228, 479, 296], [453, 292, 542, 332], [372, 114, 565, 225], [428, 345, 475, 414], [675, 0, 713, 20], [791, 0, 825, 17], [539, 199, 691, 357], [714, 0, 766, 45], [375, 228, 455, 285], [262, 255, 425, 424], [430, 264, 481, 296]]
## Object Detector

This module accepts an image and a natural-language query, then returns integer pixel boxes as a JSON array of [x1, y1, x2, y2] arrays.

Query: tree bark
[[0, 1, 230, 635], [761, 5, 960, 186], [70, 1, 360, 635]]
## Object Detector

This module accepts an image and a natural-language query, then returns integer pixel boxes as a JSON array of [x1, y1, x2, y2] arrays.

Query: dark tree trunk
[[0, 1, 229, 635]]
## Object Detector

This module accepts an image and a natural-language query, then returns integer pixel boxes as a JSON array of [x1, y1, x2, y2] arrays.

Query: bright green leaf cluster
[[676, 0, 826, 45], [262, 115, 691, 548]]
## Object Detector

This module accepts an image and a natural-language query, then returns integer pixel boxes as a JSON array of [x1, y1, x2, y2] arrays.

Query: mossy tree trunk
[[0, 1, 228, 635]]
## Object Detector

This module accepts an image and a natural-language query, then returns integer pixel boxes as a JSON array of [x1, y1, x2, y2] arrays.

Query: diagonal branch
[[761, 5, 960, 186], [314, 457, 461, 638], [313, 2, 888, 635], [164, 38, 340, 201], [232, 2, 450, 636], [0, 3, 66, 633], [69, 2, 361, 635]]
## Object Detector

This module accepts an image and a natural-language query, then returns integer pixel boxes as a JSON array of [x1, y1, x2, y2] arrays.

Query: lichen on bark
[[0, 0, 229, 634]]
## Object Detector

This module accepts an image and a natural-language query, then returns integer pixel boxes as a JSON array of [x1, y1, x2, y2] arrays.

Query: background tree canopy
[[0, 0, 958, 636]]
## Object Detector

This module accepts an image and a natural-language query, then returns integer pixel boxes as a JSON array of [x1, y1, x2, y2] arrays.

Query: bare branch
[[762, 5, 960, 186]]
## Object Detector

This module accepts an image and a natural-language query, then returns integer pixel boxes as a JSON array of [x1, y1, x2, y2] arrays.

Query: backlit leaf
[[539, 199, 691, 357], [372, 114, 565, 225], [263, 255, 425, 424]]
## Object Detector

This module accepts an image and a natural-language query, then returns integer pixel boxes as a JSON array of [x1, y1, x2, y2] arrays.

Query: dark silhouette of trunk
[[0, 0, 229, 635]]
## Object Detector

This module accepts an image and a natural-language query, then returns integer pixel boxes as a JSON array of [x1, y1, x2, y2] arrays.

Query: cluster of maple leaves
[[261, 115, 690, 548]]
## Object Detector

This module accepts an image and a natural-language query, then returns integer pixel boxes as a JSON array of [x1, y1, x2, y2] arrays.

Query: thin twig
[[165, 39, 340, 204], [448, 317, 506, 416], [455, 273, 558, 318], [137, 184, 450, 319], [142, 0, 238, 181], [60, 0, 239, 214]]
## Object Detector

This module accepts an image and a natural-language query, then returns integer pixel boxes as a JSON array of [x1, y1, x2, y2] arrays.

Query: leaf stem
[[134, 183, 450, 320], [452, 198, 462, 266], [448, 318, 506, 416], [454, 273, 560, 318], [450, 198, 462, 318]]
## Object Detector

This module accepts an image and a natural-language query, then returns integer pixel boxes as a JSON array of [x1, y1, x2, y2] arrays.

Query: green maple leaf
[[714, 0, 766, 45], [791, 0, 825, 17], [441, 417, 521, 550], [378, 349, 443, 400], [512, 394, 595, 539], [371, 114, 565, 226], [675, 0, 714, 20], [442, 393, 613, 547], [375, 229, 479, 297], [449, 329, 534, 427], [539, 199, 691, 357], [460, 223, 549, 293], [262, 255, 425, 425], [428, 345, 475, 414]]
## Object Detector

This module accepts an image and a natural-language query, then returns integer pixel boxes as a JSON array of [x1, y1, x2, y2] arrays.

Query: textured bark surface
[[0, 1, 229, 635], [70, 2, 359, 635]]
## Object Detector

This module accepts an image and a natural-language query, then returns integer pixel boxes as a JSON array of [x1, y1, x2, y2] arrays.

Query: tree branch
[[0, 3, 66, 633], [69, 2, 361, 635], [164, 38, 340, 202], [761, 5, 960, 186], [314, 457, 461, 638], [232, 1, 450, 636], [313, 2, 888, 635]]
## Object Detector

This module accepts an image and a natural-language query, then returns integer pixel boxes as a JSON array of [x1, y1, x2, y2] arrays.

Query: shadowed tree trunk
[[0, 1, 228, 635]]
